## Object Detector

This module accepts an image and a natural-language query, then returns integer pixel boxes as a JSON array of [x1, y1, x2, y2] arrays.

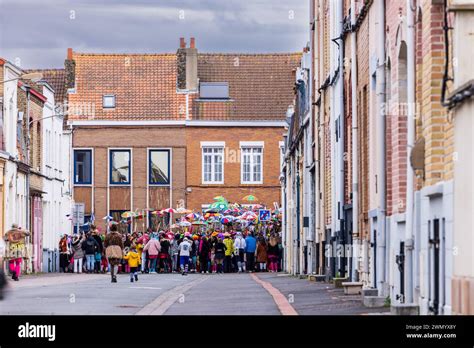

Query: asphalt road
[[0, 272, 388, 315]]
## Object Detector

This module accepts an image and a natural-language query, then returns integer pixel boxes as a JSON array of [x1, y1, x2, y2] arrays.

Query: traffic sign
[[258, 209, 271, 222], [72, 203, 85, 225]]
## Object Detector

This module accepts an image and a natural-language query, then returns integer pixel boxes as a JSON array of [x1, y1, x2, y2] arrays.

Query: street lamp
[[1, 72, 43, 84]]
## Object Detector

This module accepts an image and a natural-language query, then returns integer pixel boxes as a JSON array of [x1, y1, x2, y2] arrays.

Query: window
[[199, 82, 229, 99], [241, 142, 263, 184], [149, 149, 170, 185], [201, 143, 224, 184], [103, 95, 116, 108], [74, 149, 92, 185], [110, 150, 131, 185]]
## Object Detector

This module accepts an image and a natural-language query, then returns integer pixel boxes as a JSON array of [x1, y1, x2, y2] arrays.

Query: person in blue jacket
[[244, 232, 257, 273]]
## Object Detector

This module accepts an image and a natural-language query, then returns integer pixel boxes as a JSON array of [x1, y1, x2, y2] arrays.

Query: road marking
[[250, 274, 298, 316], [129, 286, 162, 290], [135, 276, 208, 315]]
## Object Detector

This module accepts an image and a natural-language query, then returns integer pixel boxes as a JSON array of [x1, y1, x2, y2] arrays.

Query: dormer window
[[103, 95, 116, 108], [199, 82, 229, 100]]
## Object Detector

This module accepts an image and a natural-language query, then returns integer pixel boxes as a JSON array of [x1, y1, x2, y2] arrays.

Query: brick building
[[67, 39, 300, 232], [282, 0, 464, 315]]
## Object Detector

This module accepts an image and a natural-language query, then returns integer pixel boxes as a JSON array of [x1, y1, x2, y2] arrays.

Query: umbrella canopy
[[191, 221, 206, 226], [220, 216, 234, 224], [161, 208, 177, 214], [179, 221, 191, 227], [242, 195, 258, 202], [151, 210, 163, 216], [185, 212, 201, 221], [241, 211, 257, 218], [213, 195, 227, 201], [121, 211, 134, 218], [176, 207, 193, 214], [209, 201, 229, 211]]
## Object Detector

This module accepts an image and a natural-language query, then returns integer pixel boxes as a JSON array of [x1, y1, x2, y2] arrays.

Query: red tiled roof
[[68, 51, 300, 121], [195, 53, 301, 120], [26, 68, 67, 104], [69, 53, 186, 120]]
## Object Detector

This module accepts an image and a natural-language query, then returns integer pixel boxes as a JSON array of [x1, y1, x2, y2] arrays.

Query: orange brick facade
[[72, 125, 284, 231], [185, 127, 283, 210]]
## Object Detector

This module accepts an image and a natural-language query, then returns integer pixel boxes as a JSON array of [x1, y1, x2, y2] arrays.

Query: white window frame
[[240, 141, 264, 185], [201, 141, 225, 185]]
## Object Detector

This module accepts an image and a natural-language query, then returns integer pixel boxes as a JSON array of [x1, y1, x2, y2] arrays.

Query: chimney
[[65, 47, 75, 90], [177, 37, 198, 91]]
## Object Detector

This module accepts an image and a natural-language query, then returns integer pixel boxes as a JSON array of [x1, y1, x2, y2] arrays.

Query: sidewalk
[[3, 272, 106, 289], [255, 273, 390, 315]]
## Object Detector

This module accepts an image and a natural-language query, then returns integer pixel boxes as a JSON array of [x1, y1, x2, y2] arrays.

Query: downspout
[[376, 0, 387, 295], [337, 0, 345, 278], [25, 87, 31, 233], [350, 0, 359, 282], [405, 0, 416, 304], [313, 1, 321, 274]]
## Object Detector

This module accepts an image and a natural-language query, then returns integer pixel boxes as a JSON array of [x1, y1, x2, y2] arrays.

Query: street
[[0, 272, 389, 315]]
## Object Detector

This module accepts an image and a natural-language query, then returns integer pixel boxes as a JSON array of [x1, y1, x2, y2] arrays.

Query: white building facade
[[39, 81, 72, 272]]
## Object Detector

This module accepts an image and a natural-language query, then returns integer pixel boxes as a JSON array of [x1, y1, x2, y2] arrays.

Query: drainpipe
[[336, 0, 345, 278], [350, 0, 359, 282], [405, 0, 416, 304], [25, 86, 31, 233], [376, 0, 387, 295]]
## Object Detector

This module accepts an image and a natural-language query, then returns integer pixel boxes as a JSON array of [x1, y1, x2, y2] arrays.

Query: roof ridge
[[198, 52, 302, 56], [73, 53, 176, 57]]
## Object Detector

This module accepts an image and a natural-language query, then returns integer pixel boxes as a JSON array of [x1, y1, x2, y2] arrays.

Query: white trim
[[68, 120, 286, 127], [201, 145, 224, 185], [239, 141, 265, 148], [200, 141, 226, 148], [70, 120, 186, 127]]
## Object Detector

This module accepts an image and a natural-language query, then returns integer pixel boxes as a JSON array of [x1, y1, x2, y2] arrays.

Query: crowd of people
[[59, 223, 283, 283]]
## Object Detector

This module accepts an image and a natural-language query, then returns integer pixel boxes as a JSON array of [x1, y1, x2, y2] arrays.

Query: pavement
[[0, 271, 390, 315]]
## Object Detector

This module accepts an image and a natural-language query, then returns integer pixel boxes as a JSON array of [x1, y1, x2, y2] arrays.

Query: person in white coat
[[233, 232, 247, 272]]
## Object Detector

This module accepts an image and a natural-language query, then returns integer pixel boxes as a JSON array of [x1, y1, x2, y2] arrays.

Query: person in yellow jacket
[[123, 245, 140, 282], [223, 234, 234, 273]]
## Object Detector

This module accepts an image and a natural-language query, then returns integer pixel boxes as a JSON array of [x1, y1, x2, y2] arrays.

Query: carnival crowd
[[59, 224, 283, 283]]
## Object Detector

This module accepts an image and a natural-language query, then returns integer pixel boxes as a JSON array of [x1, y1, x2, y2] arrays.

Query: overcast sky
[[0, 0, 309, 69]]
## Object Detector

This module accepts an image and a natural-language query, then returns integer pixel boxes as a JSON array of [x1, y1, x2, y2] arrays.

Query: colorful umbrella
[[220, 216, 234, 224], [161, 208, 177, 214], [213, 195, 227, 202], [121, 211, 134, 218], [242, 195, 258, 202], [185, 212, 200, 221], [176, 207, 193, 214], [210, 201, 229, 211], [179, 221, 192, 227], [192, 221, 206, 226]]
